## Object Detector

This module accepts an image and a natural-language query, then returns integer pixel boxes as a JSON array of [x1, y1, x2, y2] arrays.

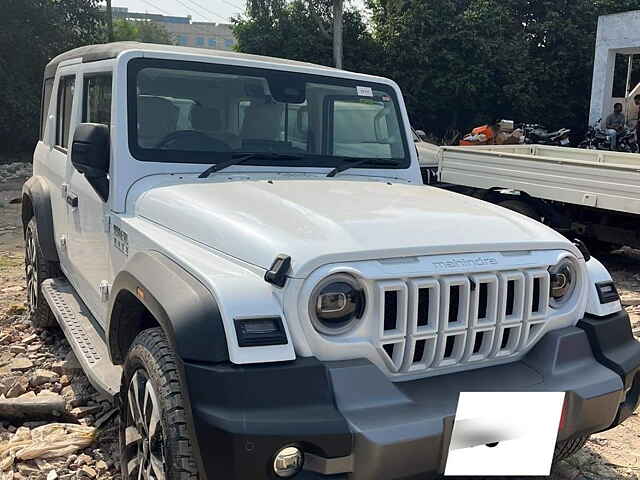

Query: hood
[[135, 177, 573, 277]]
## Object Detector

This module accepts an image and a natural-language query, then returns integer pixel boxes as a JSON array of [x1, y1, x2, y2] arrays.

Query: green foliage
[[236, 0, 640, 138], [233, 0, 382, 73], [112, 19, 174, 45], [0, 0, 103, 154]]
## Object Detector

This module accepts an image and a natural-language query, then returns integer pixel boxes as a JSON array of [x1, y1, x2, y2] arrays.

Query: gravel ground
[[0, 162, 638, 480]]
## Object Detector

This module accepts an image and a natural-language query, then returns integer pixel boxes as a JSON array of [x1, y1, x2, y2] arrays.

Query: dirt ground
[[0, 164, 638, 480]]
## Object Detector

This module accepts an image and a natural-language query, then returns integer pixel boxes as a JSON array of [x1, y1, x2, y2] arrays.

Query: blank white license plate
[[444, 392, 565, 476]]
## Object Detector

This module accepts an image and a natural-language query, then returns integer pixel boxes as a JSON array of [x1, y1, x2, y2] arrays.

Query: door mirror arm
[[70, 123, 110, 201]]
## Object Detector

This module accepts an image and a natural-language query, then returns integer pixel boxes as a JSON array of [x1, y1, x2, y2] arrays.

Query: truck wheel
[[25, 218, 58, 328], [553, 435, 589, 464], [120, 328, 199, 480], [497, 200, 541, 222]]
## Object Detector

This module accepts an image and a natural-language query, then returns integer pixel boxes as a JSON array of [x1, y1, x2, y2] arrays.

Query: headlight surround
[[548, 257, 578, 307], [309, 273, 365, 335]]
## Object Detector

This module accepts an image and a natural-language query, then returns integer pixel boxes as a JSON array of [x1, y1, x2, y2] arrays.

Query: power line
[[138, 0, 178, 17], [182, 0, 236, 22], [173, 0, 219, 22]]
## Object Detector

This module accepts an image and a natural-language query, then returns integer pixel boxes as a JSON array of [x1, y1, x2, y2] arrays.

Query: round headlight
[[548, 258, 578, 307], [309, 274, 365, 335]]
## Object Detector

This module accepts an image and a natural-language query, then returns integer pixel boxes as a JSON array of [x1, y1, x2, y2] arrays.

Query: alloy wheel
[[124, 370, 167, 480], [25, 227, 38, 315]]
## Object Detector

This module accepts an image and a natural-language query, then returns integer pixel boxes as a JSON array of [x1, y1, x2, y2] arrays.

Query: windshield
[[127, 58, 410, 169]]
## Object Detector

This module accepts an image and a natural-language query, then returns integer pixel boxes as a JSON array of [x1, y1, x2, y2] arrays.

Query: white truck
[[418, 143, 640, 252], [23, 42, 640, 480]]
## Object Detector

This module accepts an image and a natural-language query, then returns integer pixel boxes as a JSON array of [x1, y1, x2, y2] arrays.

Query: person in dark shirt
[[605, 102, 626, 149]]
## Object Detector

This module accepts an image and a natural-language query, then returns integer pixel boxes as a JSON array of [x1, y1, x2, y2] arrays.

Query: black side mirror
[[71, 123, 110, 200]]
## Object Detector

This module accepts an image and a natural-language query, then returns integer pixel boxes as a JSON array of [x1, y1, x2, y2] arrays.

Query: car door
[[65, 72, 113, 325], [44, 69, 79, 278]]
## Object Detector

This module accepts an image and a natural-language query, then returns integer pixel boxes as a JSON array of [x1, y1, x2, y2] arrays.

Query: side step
[[41, 278, 122, 398]]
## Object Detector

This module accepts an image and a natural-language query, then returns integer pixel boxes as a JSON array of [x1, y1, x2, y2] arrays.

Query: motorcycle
[[617, 126, 639, 153], [578, 119, 638, 152], [521, 124, 572, 146]]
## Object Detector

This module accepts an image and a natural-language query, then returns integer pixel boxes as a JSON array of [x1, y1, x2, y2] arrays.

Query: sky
[[112, 0, 247, 23]]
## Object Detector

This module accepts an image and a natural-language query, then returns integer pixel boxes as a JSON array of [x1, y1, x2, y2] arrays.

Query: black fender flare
[[22, 176, 59, 263], [107, 250, 229, 365]]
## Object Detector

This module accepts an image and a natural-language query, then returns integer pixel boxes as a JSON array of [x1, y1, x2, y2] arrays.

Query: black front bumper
[[183, 310, 640, 480]]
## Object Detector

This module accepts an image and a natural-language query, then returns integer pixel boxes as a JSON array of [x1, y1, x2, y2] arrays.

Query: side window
[[83, 74, 112, 125], [40, 78, 54, 141], [56, 76, 75, 149]]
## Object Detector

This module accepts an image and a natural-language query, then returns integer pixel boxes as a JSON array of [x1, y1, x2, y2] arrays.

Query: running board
[[41, 278, 122, 398]]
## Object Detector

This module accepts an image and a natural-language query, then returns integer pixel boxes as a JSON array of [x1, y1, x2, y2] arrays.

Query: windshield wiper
[[326, 158, 402, 178], [199, 152, 303, 178]]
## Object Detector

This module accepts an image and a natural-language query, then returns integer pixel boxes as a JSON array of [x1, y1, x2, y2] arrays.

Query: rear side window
[[83, 74, 112, 125], [40, 78, 54, 141], [56, 76, 75, 149]]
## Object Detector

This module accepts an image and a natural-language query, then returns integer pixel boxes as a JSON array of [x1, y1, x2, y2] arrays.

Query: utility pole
[[332, 0, 343, 69], [106, 0, 114, 42]]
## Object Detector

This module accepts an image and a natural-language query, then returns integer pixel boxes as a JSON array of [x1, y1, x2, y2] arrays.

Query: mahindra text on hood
[[134, 178, 578, 278]]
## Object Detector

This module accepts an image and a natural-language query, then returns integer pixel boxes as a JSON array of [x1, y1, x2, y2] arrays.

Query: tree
[[0, 0, 103, 154], [112, 19, 174, 45], [233, 0, 378, 72]]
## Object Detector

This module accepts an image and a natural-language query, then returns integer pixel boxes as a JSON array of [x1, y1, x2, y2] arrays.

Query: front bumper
[[183, 310, 640, 480]]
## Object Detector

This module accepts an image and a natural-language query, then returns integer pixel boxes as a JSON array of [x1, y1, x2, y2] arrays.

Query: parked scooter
[[521, 124, 572, 146], [617, 127, 639, 153]]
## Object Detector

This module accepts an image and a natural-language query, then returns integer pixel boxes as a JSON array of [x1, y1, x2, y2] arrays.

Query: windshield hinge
[[264, 254, 292, 288]]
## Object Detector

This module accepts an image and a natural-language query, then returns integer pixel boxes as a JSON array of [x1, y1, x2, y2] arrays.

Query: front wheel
[[120, 328, 200, 480], [25, 218, 58, 328]]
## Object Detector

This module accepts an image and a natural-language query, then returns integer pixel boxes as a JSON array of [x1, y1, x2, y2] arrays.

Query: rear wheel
[[553, 435, 589, 464], [496, 200, 541, 222], [25, 218, 58, 328], [120, 328, 199, 480]]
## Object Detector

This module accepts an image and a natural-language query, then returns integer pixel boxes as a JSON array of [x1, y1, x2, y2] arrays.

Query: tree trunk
[[106, 0, 114, 42], [333, 0, 343, 69]]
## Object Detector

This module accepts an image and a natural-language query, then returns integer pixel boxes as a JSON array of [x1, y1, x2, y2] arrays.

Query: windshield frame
[[126, 57, 411, 170]]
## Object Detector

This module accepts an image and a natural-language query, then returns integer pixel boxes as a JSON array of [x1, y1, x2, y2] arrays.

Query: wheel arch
[[107, 250, 229, 365], [22, 176, 59, 263]]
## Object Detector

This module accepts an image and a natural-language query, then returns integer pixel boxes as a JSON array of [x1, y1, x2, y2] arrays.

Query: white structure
[[589, 10, 640, 127]]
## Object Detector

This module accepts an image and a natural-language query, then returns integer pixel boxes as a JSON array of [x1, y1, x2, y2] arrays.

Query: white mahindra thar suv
[[23, 42, 640, 480]]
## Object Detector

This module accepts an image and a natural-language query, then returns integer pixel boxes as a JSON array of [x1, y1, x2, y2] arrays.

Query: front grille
[[375, 269, 550, 374]]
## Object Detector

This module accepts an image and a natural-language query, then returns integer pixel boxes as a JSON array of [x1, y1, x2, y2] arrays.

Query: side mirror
[[415, 129, 427, 141], [71, 123, 110, 200]]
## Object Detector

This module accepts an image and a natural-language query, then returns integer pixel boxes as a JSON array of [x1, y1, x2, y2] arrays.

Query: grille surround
[[375, 268, 550, 374]]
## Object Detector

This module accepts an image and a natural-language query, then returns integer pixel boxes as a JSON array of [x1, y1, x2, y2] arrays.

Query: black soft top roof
[[44, 41, 336, 79]]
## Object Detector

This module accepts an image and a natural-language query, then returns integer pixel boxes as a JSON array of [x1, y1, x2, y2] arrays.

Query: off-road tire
[[25, 218, 58, 328], [497, 199, 541, 221], [120, 328, 199, 480], [553, 435, 589, 464]]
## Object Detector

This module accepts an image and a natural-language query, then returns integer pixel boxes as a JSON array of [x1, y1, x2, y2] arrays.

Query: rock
[[61, 384, 92, 408], [6, 376, 29, 398], [27, 343, 42, 353], [30, 369, 60, 387], [16, 462, 40, 476], [52, 352, 82, 376], [9, 345, 26, 354], [77, 466, 97, 479], [59, 375, 71, 387], [95, 460, 108, 473], [0, 391, 66, 420], [70, 405, 102, 419], [47, 471, 58, 480], [0, 333, 14, 344], [74, 454, 93, 467], [22, 334, 38, 345], [10, 357, 33, 372], [66, 455, 78, 467]]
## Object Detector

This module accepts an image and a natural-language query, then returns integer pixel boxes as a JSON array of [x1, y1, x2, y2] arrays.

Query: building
[[110, 6, 236, 51]]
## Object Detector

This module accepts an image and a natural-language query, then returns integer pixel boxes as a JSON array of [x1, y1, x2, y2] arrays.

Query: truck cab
[[23, 42, 640, 480]]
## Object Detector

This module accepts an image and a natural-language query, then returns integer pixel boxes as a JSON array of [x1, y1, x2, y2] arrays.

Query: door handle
[[66, 193, 78, 208]]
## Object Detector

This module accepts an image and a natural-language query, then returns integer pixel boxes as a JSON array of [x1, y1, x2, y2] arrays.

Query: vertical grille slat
[[378, 267, 550, 375]]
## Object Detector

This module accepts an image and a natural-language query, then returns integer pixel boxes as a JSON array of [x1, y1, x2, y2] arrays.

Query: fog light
[[273, 446, 303, 478]]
